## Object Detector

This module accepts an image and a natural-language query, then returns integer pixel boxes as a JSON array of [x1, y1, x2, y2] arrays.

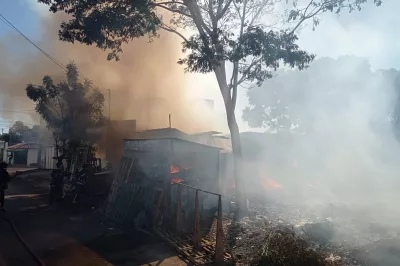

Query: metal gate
[[44, 146, 56, 169], [154, 182, 233, 265]]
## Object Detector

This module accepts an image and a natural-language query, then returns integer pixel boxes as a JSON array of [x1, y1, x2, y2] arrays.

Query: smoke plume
[[0, 12, 217, 133]]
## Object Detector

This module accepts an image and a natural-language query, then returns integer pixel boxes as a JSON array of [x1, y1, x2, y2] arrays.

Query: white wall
[[0, 141, 8, 162], [44, 146, 56, 169], [27, 149, 38, 166]]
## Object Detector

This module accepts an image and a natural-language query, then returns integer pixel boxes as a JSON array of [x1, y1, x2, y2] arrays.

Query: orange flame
[[171, 164, 180, 174], [260, 177, 282, 191], [171, 177, 184, 184]]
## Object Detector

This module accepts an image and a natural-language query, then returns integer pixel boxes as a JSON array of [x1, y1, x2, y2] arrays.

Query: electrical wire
[[0, 110, 36, 114], [0, 11, 111, 117], [0, 12, 111, 90], [0, 12, 67, 72]]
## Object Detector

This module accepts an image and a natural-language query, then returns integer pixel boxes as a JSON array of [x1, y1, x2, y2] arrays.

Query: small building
[[106, 137, 221, 227], [7, 143, 38, 166]]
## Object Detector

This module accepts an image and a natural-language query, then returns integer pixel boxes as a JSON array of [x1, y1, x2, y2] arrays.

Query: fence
[[154, 182, 233, 265], [104, 154, 233, 265]]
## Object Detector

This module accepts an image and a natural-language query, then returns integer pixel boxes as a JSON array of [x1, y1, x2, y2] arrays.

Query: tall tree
[[38, 0, 381, 215], [26, 63, 105, 161]]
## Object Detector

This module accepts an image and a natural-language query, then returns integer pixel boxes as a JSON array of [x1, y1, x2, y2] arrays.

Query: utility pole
[[37, 117, 43, 168], [106, 89, 111, 120]]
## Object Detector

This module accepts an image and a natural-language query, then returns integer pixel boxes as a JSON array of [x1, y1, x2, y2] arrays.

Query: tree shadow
[[3, 192, 190, 265]]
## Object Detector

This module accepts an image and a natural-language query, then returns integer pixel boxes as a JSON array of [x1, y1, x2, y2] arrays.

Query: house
[[106, 136, 222, 226], [7, 143, 39, 166]]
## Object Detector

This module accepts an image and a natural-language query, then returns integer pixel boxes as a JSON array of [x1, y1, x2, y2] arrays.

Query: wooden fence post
[[193, 189, 201, 249], [215, 195, 224, 263], [176, 184, 183, 233]]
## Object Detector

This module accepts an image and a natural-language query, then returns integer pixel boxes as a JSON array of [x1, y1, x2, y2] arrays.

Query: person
[[0, 162, 11, 211], [49, 157, 65, 205], [8, 153, 13, 166]]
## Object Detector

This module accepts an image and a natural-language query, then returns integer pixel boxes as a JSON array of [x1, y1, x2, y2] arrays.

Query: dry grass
[[227, 218, 345, 266], [258, 225, 343, 266]]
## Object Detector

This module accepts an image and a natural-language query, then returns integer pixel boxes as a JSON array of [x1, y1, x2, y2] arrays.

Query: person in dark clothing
[[0, 162, 11, 210], [8, 153, 13, 165], [49, 157, 65, 205]]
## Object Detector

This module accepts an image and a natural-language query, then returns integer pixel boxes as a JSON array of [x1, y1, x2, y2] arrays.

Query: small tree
[[0, 134, 10, 143], [9, 121, 30, 144], [38, 0, 381, 215], [26, 63, 105, 162]]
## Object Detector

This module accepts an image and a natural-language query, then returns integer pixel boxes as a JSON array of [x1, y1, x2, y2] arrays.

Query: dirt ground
[[0, 171, 189, 266]]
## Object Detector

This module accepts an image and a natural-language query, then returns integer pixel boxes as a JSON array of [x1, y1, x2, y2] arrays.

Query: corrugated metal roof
[[8, 143, 38, 150]]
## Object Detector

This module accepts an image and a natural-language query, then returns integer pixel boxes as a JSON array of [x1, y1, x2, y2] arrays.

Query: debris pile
[[211, 201, 400, 266]]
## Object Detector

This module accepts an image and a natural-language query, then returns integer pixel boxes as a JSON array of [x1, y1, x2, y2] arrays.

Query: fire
[[170, 163, 192, 174], [260, 177, 282, 191], [171, 164, 180, 174], [170, 164, 185, 184], [171, 177, 184, 184]]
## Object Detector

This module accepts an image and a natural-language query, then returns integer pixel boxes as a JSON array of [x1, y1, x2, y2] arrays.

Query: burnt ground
[[0, 171, 189, 266], [225, 201, 400, 266]]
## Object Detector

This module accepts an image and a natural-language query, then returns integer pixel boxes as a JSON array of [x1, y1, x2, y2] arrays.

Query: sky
[[0, 0, 399, 132]]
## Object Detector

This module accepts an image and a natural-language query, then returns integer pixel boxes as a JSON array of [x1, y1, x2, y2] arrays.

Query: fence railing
[[155, 182, 229, 264]]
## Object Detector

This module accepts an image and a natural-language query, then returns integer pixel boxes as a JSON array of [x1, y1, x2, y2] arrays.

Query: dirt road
[[0, 171, 188, 266]]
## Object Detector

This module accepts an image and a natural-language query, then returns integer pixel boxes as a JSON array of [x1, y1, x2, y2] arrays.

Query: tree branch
[[230, 0, 248, 109], [249, 0, 272, 27], [208, 0, 216, 24], [289, 0, 338, 34], [154, 2, 192, 17], [183, 0, 213, 37], [160, 24, 190, 44], [155, 1, 185, 5], [217, 0, 234, 20], [237, 57, 263, 86]]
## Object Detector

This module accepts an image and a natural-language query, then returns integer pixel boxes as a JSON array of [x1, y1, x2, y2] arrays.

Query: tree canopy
[[7, 121, 41, 144], [26, 63, 105, 156], [0, 133, 10, 143]]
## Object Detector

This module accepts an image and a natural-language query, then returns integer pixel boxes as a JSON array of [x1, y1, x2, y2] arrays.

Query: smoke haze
[[241, 56, 400, 233], [0, 12, 219, 133]]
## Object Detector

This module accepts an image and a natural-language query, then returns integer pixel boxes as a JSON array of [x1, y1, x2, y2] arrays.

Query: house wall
[[123, 138, 220, 192], [27, 149, 38, 166]]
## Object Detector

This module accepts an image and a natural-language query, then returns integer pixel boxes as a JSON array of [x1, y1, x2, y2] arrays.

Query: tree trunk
[[214, 65, 248, 219], [225, 97, 247, 219]]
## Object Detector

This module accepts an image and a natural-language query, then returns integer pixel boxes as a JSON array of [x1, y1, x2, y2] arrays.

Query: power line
[[0, 110, 36, 114], [0, 11, 112, 117], [0, 12, 67, 72], [0, 121, 37, 126], [0, 15, 11, 29], [0, 12, 99, 89]]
